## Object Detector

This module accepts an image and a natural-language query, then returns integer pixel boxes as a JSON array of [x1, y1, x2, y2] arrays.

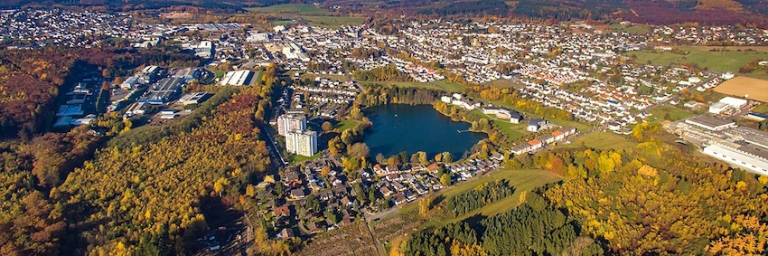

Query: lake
[[362, 104, 487, 159]]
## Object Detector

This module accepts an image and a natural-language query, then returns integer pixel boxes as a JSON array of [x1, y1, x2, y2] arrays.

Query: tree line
[[352, 64, 413, 82], [403, 192, 595, 256], [446, 179, 515, 216]]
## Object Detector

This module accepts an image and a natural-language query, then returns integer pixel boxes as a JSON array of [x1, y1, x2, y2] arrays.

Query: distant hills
[[4, 0, 768, 26], [0, 0, 288, 9]]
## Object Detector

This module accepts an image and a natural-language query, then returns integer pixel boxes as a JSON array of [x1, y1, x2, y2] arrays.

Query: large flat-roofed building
[[140, 77, 186, 104], [277, 114, 307, 136], [219, 70, 255, 86], [172, 68, 201, 81], [179, 92, 210, 105], [286, 130, 317, 157], [195, 41, 214, 58], [703, 142, 768, 176], [684, 115, 736, 131], [720, 96, 747, 109]]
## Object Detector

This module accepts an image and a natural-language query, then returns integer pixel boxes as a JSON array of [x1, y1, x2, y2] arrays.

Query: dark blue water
[[362, 104, 487, 158]]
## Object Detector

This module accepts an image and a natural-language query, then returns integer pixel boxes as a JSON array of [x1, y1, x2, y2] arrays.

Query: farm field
[[633, 46, 768, 74], [559, 131, 638, 151], [247, 4, 365, 28], [687, 46, 768, 52], [714, 76, 768, 102], [247, 4, 329, 15]]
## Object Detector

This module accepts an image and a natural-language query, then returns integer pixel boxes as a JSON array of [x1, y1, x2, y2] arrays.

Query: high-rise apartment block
[[286, 130, 318, 157], [277, 114, 307, 136], [277, 114, 316, 156]]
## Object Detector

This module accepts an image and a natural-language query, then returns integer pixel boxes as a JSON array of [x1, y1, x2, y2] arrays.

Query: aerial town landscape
[[3, 0, 768, 255]]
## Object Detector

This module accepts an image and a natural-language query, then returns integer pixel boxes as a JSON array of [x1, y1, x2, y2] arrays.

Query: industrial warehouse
[[672, 115, 768, 176], [219, 70, 257, 86]]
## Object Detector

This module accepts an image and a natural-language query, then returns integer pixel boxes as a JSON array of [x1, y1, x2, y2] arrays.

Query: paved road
[[261, 124, 288, 167]]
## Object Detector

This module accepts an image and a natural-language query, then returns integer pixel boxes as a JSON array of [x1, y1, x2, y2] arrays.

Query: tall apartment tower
[[277, 114, 307, 136], [286, 130, 318, 157]]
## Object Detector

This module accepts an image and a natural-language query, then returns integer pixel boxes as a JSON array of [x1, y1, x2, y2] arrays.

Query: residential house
[[392, 194, 407, 205], [279, 228, 295, 241]]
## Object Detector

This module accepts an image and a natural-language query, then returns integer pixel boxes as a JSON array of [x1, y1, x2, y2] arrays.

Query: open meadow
[[633, 46, 768, 74], [559, 131, 638, 151]]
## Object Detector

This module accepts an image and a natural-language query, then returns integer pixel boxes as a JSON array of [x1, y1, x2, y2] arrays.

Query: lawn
[[213, 70, 226, 79], [301, 16, 366, 28], [255, 71, 265, 84], [247, 4, 329, 15], [560, 131, 638, 151], [649, 105, 696, 122], [492, 119, 528, 141], [288, 152, 322, 164], [335, 119, 361, 131], [410, 168, 562, 227]]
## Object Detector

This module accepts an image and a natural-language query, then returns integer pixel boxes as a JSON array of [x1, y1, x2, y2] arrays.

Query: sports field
[[714, 76, 768, 102]]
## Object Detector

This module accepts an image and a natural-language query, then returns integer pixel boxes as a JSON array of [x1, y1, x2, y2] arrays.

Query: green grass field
[[403, 168, 562, 227], [752, 103, 768, 114], [492, 119, 528, 141], [633, 51, 686, 66], [649, 105, 695, 122], [301, 16, 366, 28], [247, 4, 329, 15], [271, 19, 294, 25], [484, 79, 523, 89], [335, 119, 361, 131], [560, 131, 638, 151], [611, 24, 650, 34], [432, 80, 466, 92], [634, 46, 768, 74], [289, 152, 322, 164], [214, 70, 226, 79]]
